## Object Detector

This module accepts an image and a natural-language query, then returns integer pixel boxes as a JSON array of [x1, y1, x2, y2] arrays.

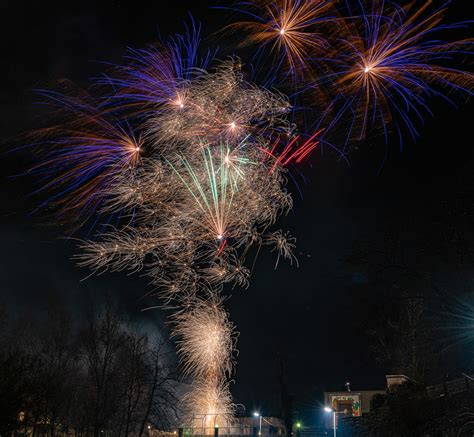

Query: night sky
[[1, 0, 473, 426]]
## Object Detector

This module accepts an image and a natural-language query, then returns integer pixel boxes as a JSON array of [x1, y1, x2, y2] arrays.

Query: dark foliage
[[340, 380, 474, 436]]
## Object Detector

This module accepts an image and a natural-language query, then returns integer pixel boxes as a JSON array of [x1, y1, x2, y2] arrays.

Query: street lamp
[[324, 407, 336, 437], [253, 412, 262, 435]]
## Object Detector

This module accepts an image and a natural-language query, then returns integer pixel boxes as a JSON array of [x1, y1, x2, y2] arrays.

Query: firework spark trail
[[313, 0, 474, 145], [170, 295, 237, 427], [23, 87, 142, 223], [144, 60, 292, 149], [166, 147, 240, 241], [99, 18, 215, 112], [172, 296, 236, 379], [182, 376, 235, 429], [223, 0, 336, 78], [259, 129, 323, 173]]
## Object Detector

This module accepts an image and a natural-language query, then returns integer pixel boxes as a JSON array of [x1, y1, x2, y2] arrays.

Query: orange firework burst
[[318, 0, 474, 144], [224, 0, 335, 77]]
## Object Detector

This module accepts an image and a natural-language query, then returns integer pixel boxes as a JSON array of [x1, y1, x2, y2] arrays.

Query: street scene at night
[[1, 1, 473, 436]]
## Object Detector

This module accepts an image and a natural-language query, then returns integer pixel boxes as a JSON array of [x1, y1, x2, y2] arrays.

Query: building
[[323, 375, 411, 428], [323, 389, 386, 427]]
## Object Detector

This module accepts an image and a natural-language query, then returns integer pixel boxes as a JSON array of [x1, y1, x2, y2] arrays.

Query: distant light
[[136, 147, 140, 152], [296, 422, 302, 428], [148, 425, 152, 429], [230, 122, 237, 130], [324, 407, 333, 413], [217, 234, 223, 240], [180, 103, 184, 108], [253, 412, 260, 417], [279, 28, 285, 35], [364, 66, 372, 73]]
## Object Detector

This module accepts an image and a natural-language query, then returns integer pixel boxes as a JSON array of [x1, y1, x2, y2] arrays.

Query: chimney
[[385, 374, 410, 391]]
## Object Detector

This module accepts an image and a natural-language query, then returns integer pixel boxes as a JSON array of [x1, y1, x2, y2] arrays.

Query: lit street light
[[324, 407, 336, 437], [253, 412, 262, 435], [295, 421, 302, 435]]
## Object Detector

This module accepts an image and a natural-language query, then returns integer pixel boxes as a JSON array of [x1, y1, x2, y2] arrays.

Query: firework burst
[[225, 0, 335, 78], [172, 296, 237, 379], [20, 2, 473, 428], [319, 0, 474, 144], [55, 55, 310, 424], [25, 86, 142, 223]]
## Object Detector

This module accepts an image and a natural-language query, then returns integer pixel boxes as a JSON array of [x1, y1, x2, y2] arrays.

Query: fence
[[426, 374, 474, 399]]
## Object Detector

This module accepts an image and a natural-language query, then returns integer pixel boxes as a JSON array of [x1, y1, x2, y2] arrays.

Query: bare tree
[[368, 294, 433, 382], [0, 299, 179, 436], [138, 341, 178, 436], [117, 332, 148, 437], [79, 300, 126, 437], [28, 298, 78, 436]]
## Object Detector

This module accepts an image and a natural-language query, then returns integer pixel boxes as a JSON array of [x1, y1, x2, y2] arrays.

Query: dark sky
[[1, 0, 473, 426]]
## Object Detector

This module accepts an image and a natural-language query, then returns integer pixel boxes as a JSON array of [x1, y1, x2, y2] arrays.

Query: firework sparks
[[320, 0, 474, 143], [225, 0, 335, 77], [54, 57, 305, 425], [260, 130, 323, 173], [172, 296, 236, 379], [183, 377, 235, 430], [22, 3, 472, 427], [100, 18, 214, 111], [26, 87, 142, 222]]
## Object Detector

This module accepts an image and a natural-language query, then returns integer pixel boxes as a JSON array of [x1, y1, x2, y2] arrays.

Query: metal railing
[[426, 374, 473, 399]]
